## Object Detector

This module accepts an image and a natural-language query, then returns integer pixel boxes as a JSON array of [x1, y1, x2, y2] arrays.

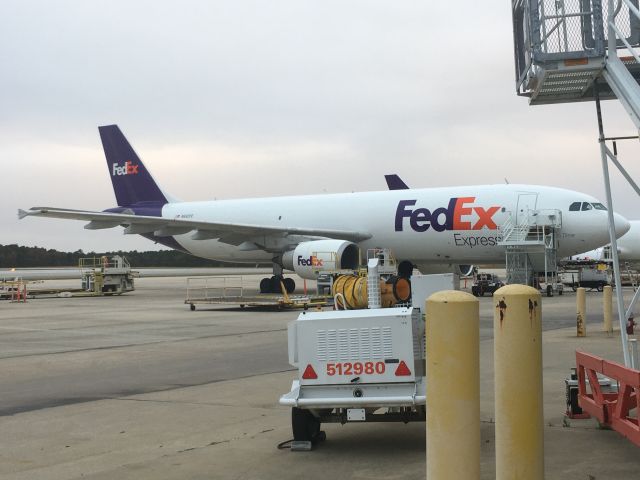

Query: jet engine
[[282, 240, 360, 280], [456, 264, 476, 277]]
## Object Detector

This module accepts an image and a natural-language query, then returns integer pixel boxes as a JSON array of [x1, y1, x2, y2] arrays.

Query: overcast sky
[[2, 0, 639, 253]]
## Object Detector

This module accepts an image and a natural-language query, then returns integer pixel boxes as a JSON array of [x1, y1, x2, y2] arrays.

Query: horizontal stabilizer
[[17, 209, 29, 220]]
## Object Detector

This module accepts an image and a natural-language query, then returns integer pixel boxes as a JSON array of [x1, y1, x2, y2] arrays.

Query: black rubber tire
[[597, 285, 604, 292], [259, 278, 271, 293], [283, 277, 295, 293], [270, 275, 283, 294], [398, 260, 414, 279], [291, 407, 320, 442], [190, 304, 196, 311]]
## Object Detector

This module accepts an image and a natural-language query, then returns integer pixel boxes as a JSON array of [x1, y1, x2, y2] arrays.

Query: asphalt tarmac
[[1, 273, 639, 479]]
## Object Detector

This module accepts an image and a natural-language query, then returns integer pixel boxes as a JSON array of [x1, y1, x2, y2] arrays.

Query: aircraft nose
[[614, 213, 631, 238]]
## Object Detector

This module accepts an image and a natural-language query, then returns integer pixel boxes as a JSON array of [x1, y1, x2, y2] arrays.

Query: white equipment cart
[[279, 306, 426, 450]]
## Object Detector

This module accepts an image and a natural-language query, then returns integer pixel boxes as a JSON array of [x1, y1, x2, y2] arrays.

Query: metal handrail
[[609, 0, 640, 62], [186, 275, 244, 300], [500, 209, 561, 244]]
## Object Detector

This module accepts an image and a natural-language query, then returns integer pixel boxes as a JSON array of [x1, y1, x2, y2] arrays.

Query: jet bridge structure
[[512, 0, 640, 366]]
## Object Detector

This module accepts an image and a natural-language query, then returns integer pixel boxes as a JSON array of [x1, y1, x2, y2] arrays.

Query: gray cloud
[[2, 0, 639, 253]]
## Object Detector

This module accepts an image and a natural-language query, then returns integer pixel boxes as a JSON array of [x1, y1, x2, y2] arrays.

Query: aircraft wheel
[[259, 278, 271, 293], [270, 275, 284, 293], [190, 304, 196, 311], [283, 277, 295, 293]]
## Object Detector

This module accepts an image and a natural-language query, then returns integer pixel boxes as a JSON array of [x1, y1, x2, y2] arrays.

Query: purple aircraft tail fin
[[384, 174, 410, 190], [98, 125, 168, 207]]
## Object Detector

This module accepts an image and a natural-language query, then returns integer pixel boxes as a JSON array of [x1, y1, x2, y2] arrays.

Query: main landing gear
[[260, 259, 295, 294], [259, 275, 296, 294]]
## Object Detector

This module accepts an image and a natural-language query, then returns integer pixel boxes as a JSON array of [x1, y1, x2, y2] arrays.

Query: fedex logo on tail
[[112, 161, 139, 176], [395, 197, 501, 232]]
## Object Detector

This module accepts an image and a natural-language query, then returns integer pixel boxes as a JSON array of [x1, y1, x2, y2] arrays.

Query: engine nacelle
[[282, 240, 360, 280], [455, 264, 476, 277]]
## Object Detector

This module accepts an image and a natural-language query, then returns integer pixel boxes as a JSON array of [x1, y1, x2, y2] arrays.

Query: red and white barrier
[[576, 350, 640, 447]]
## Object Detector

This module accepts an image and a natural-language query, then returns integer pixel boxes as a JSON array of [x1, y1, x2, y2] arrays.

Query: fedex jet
[[19, 125, 630, 293], [570, 220, 640, 264]]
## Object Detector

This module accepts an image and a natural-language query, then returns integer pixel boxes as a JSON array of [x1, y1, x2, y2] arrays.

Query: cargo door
[[516, 192, 538, 225]]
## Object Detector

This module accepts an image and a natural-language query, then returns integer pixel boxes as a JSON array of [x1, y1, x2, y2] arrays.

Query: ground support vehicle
[[471, 272, 504, 297], [1, 256, 135, 300], [279, 306, 425, 450], [79, 255, 135, 294], [568, 267, 610, 292], [538, 281, 564, 297]]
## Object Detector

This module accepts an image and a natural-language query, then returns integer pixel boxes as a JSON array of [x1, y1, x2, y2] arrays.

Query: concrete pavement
[[1, 275, 639, 479]]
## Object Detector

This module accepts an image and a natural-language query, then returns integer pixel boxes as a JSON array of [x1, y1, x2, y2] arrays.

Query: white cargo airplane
[[570, 220, 640, 264], [19, 125, 631, 293]]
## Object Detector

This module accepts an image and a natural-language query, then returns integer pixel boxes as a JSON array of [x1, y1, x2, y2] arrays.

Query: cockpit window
[[581, 202, 593, 211], [569, 202, 581, 211], [592, 202, 607, 210]]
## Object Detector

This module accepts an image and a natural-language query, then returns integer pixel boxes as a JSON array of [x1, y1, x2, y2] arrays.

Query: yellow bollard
[[603, 285, 613, 335], [426, 290, 479, 480], [576, 287, 586, 337], [494, 285, 543, 480]]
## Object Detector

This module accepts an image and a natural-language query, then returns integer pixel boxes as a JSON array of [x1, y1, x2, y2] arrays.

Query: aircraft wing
[[18, 207, 372, 243]]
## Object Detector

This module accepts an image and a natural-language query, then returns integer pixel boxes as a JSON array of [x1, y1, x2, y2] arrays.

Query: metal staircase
[[512, 0, 640, 365], [625, 261, 639, 290], [499, 209, 562, 286], [512, 0, 640, 112]]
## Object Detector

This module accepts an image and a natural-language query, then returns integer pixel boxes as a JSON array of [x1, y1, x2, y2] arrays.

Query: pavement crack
[[175, 427, 275, 455], [0, 328, 288, 360], [176, 437, 233, 453], [114, 398, 238, 408]]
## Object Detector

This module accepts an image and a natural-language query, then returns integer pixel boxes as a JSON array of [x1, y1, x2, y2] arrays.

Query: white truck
[[279, 305, 426, 449]]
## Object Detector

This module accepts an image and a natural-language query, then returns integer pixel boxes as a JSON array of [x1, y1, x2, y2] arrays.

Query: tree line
[[0, 244, 263, 268]]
